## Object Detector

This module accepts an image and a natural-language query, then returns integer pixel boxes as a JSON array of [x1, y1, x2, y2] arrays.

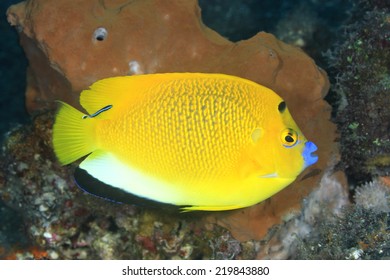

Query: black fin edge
[[74, 167, 191, 212]]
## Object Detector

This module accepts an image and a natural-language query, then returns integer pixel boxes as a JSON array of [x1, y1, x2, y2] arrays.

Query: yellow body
[[53, 73, 310, 211]]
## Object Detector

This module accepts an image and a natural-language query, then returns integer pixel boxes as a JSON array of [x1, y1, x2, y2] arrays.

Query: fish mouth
[[303, 141, 318, 168]]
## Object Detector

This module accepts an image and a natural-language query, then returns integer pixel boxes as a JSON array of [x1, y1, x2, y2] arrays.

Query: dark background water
[[0, 0, 28, 138], [0, 0, 29, 254], [0, 0, 351, 256]]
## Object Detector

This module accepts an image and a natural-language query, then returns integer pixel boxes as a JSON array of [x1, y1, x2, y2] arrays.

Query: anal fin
[[74, 167, 183, 212]]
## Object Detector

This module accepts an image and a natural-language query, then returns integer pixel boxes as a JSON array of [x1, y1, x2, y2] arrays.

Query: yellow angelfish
[[52, 73, 318, 211]]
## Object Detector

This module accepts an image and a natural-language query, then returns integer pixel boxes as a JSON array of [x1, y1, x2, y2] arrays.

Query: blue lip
[[303, 141, 318, 168]]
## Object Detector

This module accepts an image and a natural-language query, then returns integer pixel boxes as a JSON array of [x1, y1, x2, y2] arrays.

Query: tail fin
[[52, 101, 97, 165]]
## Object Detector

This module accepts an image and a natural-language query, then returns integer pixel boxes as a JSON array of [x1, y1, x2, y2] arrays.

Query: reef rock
[[5, 0, 341, 244]]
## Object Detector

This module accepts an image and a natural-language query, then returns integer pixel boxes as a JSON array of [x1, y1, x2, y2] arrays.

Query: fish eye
[[281, 128, 298, 147]]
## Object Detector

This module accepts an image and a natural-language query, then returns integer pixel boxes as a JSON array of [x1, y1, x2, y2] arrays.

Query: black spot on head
[[278, 101, 286, 113]]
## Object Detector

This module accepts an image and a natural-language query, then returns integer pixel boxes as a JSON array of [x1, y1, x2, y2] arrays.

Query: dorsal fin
[[79, 73, 263, 117], [80, 74, 193, 116], [80, 75, 153, 117]]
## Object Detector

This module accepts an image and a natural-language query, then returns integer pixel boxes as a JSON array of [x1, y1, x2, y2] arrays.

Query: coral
[[294, 207, 390, 260], [209, 232, 241, 260], [0, 203, 30, 259], [254, 171, 350, 259], [294, 177, 390, 260], [2, 246, 49, 260], [4, 0, 341, 242], [329, 0, 390, 183], [354, 179, 390, 212]]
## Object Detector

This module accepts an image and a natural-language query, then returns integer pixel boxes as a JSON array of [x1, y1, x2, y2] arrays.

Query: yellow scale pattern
[[99, 78, 266, 185]]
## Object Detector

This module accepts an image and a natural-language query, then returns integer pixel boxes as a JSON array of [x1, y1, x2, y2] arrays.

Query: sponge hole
[[93, 27, 108, 42]]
